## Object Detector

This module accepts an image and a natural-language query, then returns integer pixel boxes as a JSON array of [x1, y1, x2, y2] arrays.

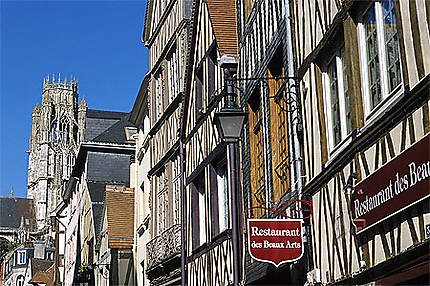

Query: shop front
[[306, 98, 430, 285]]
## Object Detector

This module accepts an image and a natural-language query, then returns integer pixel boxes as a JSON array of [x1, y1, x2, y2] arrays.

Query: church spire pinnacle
[[10, 185, 13, 197]]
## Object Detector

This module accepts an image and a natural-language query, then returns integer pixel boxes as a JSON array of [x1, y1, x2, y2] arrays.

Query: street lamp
[[214, 57, 247, 143], [214, 55, 247, 286], [213, 107, 247, 142]]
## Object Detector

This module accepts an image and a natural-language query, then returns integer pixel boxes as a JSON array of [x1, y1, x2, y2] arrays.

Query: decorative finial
[[10, 185, 13, 197], [52, 73, 55, 83], [58, 73, 61, 83]]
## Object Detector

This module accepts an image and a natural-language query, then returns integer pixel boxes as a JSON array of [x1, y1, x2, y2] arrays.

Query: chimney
[[33, 241, 46, 259]]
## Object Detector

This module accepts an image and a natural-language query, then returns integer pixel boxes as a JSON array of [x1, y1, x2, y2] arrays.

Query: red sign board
[[248, 219, 303, 267], [352, 134, 430, 233]]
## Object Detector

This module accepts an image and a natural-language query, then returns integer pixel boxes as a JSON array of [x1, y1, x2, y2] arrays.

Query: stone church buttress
[[27, 75, 87, 229]]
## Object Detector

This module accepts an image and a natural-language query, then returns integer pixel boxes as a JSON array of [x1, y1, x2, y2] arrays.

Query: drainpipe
[[284, 0, 307, 282], [180, 140, 186, 286], [284, 0, 302, 224]]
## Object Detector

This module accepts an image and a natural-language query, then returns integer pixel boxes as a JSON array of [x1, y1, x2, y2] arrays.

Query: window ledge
[[364, 85, 405, 129], [327, 129, 359, 165]]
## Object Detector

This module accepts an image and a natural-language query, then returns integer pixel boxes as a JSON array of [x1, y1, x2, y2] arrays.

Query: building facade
[[293, 0, 430, 284], [141, 0, 192, 285], [129, 75, 151, 286], [61, 109, 135, 286], [181, 0, 240, 285], [27, 75, 85, 230], [1, 242, 54, 286], [95, 186, 135, 286], [236, 0, 307, 283]]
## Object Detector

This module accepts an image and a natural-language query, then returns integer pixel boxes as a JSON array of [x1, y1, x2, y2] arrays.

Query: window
[[210, 157, 229, 236], [207, 48, 217, 99], [16, 275, 25, 286], [154, 70, 165, 121], [268, 52, 290, 201], [323, 47, 352, 149], [359, 0, 402, 115], [172, 156, 181, 225], [195, 67, 203, 119], [166, 48, 179, 104], [17, 250, 26, 265], [47, 251, 54, 260], [248, 90, 265, 218], [60, 117, 69, 143], [191, 176, 206, 249], [51, 122, 57, 141], [140, 182, 145, 222], [156, 172, 168, 235]]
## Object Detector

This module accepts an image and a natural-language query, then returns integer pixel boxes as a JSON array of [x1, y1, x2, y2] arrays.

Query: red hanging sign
[[248, 219, 303, 267]]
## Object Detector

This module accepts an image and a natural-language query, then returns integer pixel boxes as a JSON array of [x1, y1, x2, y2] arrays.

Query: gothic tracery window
[[60, 117, 70, 143], [51, 123, 57, 141]]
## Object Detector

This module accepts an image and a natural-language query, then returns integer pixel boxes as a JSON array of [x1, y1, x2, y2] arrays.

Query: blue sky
[[0, 0, 149, 197]]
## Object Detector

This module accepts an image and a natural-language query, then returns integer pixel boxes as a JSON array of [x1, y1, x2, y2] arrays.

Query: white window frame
[[198, 188, 206, 245], [357, 0, 403, 123], [323, 50, 350, 153], [17, 250, 26, 265], [217, 168, 229, 233]]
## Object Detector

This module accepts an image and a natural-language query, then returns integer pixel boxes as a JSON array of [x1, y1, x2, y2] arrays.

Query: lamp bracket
[[232, 76, 300, 116]]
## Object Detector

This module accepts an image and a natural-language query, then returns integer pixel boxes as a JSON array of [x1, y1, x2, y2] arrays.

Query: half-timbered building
[[236, 0, 307, 284], [292, 0, 430, 284], [181, 0, 239, 285], [141, 1, 192, 285]]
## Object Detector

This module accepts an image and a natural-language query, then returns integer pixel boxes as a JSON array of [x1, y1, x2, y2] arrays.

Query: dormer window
[[17, 250, 26, 265]]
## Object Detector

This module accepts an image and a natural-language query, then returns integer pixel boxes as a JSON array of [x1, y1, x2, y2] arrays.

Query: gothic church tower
[[28, 74, 87, 229]]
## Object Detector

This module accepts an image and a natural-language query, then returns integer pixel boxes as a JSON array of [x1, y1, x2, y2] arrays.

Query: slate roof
[[105, 186, 134, 249], [86, 109, 128, 119], [87, 181, 106, 202], [86, 152, 131, 186], [92, 203, 104, 244], [0, 197, 36, 230], [85, 109, 129, 142], [91, 115, 135, 145], [87, 181, 107, 244]]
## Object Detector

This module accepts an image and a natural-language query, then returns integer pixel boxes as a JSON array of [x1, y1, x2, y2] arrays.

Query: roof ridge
[[87, 108, 128, 114]]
